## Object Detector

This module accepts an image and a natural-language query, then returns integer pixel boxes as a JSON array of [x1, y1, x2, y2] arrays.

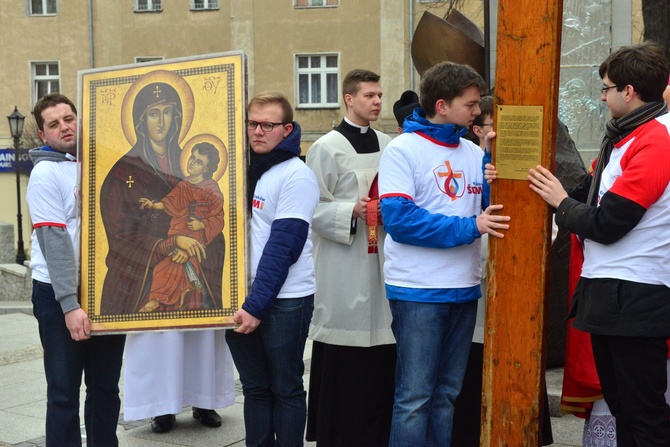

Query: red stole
[[367, 174, 381, 254]]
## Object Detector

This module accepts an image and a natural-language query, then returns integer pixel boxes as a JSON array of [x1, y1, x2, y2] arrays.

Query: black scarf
[[247, 149, 297, 211], [587, 101, 667, 206]]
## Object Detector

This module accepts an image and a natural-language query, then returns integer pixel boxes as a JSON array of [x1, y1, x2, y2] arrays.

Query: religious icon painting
[[78, 52, 248, 333]]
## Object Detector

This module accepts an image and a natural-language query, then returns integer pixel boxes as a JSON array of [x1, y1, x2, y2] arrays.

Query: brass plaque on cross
[[495, 105, 544, 180]]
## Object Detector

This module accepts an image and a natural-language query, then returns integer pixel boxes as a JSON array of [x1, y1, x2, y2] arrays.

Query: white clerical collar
[[344, 116, 370, 134]]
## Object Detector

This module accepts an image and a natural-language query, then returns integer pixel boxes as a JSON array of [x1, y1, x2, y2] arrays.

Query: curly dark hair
[[192, 142, 220, 180]]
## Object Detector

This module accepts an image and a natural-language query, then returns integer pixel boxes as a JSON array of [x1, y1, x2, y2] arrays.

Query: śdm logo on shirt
[[252, 195, 265, 210], [433, 160, 466, 201]]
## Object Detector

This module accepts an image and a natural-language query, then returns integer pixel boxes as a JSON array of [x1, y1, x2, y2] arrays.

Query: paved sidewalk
[[0, 313, 584, 446]]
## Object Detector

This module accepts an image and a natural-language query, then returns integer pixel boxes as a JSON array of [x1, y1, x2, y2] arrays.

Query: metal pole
[[13, 135, 26, 265], [409, 0, 415, 91], [484, 0, 491, 90]]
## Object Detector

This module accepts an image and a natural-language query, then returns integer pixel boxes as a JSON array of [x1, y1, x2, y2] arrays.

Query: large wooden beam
[[481, 1, 563, 445]]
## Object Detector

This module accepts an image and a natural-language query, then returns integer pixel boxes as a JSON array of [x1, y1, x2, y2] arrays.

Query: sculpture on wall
[[411, 10, 486, 80]]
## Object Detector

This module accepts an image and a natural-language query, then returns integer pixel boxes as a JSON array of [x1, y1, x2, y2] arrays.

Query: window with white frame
[[294, 0, 338, 7], [134, 0, 162, 12], [296, 54, 339, 108], [32, 62, 60, 103], [190, 0, 219, 10], [135, 56, 164, 63], [29, 0, 57, 15]]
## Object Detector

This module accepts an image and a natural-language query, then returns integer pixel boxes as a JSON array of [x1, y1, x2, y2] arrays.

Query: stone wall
[[0, 221, 31, 303], [0, 222, 15, 264], [0, 264, 31, 301]]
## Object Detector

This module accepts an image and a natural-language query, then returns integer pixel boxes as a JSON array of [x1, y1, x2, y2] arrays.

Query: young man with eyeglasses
[[465, 95, 494, 148], [527, 41, 670, 445], [305, 69, 397, 446], [225, 91, 319, 446]]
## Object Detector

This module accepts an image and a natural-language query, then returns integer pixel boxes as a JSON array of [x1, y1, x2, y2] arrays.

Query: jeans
[[389, 299, 477, 447], [226, 296, 314, 447], [32, 280, 125, 447]]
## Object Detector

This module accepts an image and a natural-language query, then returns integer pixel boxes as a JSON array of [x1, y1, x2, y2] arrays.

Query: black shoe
[[151, 414, 175, 433], [192, 407, 222, 427]]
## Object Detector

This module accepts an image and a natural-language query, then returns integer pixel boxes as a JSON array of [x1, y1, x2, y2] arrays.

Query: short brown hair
[[465, 96, 495, 146], [33, 93, 77, 132], [342, 69, 380, 98], [598, 41, 670, 103], [472, 96, 494, 127], [419, 62, 486, 118], [247, 91, 294, 123]]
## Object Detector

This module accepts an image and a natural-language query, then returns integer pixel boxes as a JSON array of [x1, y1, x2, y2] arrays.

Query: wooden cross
[[481, 0, 563, 445]]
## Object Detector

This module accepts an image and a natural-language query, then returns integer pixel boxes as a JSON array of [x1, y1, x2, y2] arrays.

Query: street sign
[[0, 148, 33, 174]]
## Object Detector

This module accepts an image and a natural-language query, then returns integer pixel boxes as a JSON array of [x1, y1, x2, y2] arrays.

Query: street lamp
[[7, 106, 26, 265]]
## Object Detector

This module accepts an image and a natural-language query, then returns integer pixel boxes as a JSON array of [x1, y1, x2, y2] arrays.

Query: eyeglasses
[[480, 122, 494, 128], [600, 84, 617, 94], [246, 120, 285, 132]]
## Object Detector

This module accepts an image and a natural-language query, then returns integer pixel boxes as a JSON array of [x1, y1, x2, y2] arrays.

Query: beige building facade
[[0, 0, 645, 257]]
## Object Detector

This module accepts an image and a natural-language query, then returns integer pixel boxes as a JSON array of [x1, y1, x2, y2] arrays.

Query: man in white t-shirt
[[378, 62, 510, 446], [26, 93, 126, 446], [225, 91, 319, 446]]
